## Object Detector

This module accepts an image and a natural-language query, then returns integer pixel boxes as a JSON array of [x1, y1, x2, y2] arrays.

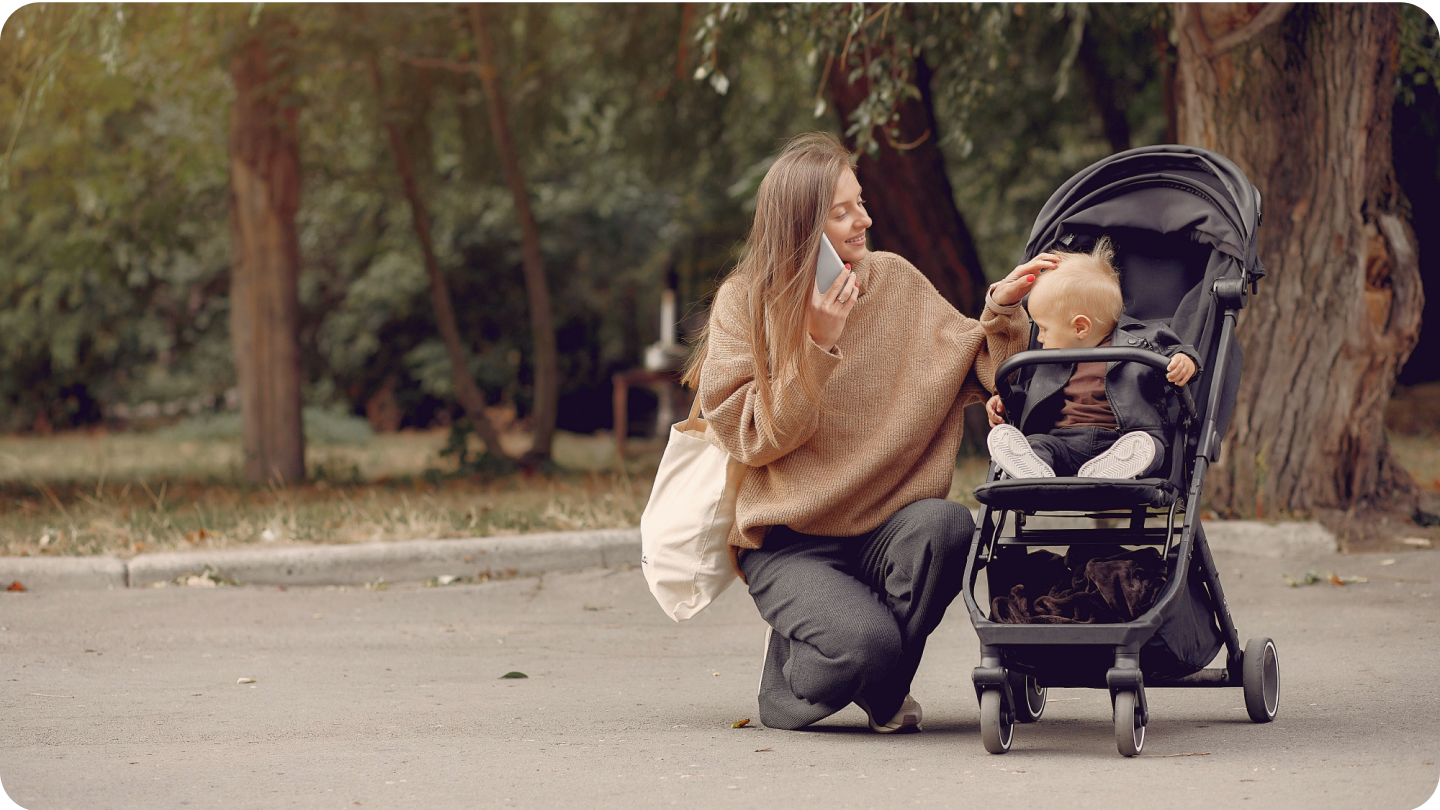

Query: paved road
[[2, 543, 1437, 809]]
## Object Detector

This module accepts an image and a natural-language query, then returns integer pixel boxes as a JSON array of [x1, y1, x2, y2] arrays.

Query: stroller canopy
[[1022, 145, 1265, 284]]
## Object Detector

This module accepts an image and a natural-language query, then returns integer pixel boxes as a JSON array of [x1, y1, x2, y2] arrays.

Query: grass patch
[[0, 425, 993, 557], [0, 429, 662, 557]]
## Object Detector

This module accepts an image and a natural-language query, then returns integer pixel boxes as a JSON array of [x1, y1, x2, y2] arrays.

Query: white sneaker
[[987, 424, 1055, 479], [758, 626, 772, 696], [1077, 431, 1158, 479], [855, 694, 923, 734]]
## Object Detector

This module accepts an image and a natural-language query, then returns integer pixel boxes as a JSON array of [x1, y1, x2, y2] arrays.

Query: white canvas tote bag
[[640, 393, 746, 622]]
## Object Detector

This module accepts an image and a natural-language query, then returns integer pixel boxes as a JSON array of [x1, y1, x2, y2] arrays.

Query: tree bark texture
[[364, 54, 511, 461], [469, 4, 559, 463], [827, 54, 989, 316], [1175, 3, 1422, 519], [228, 30, 305, 485]]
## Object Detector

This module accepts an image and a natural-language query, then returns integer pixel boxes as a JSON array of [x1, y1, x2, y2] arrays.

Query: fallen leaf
[[1379, 559, 1397, 566], [236, 677, 256, 684], [732, 718, 750, 728], [754, 747, 773, 752], [500, 671, 528, 679], [6, 581, 25, 592]]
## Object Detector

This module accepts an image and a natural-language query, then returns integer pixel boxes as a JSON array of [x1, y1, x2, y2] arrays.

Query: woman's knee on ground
[[787, 614, 902, 702]]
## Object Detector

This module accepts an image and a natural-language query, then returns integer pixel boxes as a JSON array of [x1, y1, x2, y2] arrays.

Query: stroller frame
[[960, 146, 1281, 757]]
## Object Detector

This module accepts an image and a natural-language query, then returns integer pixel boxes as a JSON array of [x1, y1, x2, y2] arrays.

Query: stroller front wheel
[[1114, 690, 1145, 757], [979, 689, 1014, 754]]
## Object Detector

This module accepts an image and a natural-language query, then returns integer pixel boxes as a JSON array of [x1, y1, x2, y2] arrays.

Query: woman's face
[[824, 168, 872, 265]]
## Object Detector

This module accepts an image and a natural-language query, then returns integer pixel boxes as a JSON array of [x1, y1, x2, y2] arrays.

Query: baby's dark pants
[[738, 498, 972, 730], [1027, 426, 1164, 477]]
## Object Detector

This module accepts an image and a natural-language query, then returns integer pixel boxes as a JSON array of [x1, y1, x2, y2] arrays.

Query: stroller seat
[[973, 477, 1177, 512]]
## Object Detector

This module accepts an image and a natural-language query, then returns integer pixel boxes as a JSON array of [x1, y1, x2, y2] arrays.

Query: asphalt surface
[[1, 542, 1437, 809]]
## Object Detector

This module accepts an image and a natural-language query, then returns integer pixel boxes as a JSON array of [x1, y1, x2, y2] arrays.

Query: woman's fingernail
[[1026, 275, 1034, 282]]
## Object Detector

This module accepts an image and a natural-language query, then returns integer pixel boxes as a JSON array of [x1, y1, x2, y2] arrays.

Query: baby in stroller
[[984, 236, 1200, 479]]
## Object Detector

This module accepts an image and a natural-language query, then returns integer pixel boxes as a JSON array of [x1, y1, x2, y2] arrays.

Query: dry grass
[[0, 426, 993, 558], [0, 429, 661, 558], [28, 413, 1438, 558]]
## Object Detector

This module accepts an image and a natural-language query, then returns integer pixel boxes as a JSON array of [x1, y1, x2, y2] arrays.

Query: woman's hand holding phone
[[808, 264, 859, 353]]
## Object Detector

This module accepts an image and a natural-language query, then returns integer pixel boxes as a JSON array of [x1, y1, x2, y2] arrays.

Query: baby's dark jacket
[[1006, 314, 1201, 451]]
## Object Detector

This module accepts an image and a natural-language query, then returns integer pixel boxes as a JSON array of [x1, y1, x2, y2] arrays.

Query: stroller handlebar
[[994, 348, 1199, 424]]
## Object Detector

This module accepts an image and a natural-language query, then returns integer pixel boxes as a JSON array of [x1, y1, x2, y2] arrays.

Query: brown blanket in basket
[[990, 546, 1167, 624]]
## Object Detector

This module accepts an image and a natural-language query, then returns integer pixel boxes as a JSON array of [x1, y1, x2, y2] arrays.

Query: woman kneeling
[[686, 133, 1044, 732]]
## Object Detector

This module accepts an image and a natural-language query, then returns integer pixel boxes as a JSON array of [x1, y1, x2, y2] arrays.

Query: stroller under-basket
[[962, 145, 1280, 757]]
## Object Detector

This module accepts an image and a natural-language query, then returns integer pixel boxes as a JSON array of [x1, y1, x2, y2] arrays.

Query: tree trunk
[[469, 4, 559, 465], [827, 53, 989, 316], [1175, 3, 1422, 527], [228, 29, 305, 485], [364, 54, 511, 461]]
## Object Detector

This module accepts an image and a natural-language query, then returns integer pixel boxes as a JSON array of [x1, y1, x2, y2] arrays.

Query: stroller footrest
[[976, 477, 1178, 511]]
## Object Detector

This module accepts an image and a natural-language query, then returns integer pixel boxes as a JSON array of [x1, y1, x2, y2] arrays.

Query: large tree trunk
[[228, 29, 305, 485], [827, 54, 989, 316], [365, 54, 511, 461], [827, 49, 993, 449], [1175, 3, 1422, 527], [469, 4, 559, 464]]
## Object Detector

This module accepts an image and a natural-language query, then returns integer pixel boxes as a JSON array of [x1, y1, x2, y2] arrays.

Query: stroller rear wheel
[[979, 689, 1014, 754], [1113, 690, 1145, 757], [1008, 671, 1046, 723], [1243, 637, 1280, 723]]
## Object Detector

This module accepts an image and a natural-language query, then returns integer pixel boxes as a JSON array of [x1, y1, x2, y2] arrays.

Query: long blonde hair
[[682, 132, 854, 445]]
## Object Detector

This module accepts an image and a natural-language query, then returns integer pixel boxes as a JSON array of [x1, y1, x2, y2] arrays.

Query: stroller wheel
[[979, 689, 1014, 754], [1114, 690, 1145, 757], [1243, 637, 1280, 723], [1008, 671, 1046, 723]]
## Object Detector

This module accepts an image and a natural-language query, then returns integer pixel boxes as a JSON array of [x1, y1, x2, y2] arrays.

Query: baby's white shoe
[[987, 424, 1055, 479], [1078, 431, 1158, 479]]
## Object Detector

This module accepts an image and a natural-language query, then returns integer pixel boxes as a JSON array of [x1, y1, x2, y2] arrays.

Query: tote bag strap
[[681, 386, 704, 433]]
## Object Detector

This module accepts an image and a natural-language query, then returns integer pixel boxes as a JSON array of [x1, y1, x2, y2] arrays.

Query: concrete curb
[[1202, 520, 1338, 558], [0, 556, 128, 590], [0, 519, 1339, 591], [2, 529, 641, 591]]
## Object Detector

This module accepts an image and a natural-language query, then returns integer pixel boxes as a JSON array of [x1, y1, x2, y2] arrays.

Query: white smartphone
[[815, 235, 847, 294]]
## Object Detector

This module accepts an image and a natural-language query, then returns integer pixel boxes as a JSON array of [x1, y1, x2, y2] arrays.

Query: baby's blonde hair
[[1028, 236, 1123, 333]]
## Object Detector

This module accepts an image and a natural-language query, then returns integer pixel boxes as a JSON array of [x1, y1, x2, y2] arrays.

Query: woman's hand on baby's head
[[991, 253, 1060, 307], [985, 395, 1006, 426], [1167, 354, 1197, 386]]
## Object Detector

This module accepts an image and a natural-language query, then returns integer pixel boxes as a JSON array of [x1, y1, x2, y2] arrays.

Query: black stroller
[[962, 145, 1280, 757]]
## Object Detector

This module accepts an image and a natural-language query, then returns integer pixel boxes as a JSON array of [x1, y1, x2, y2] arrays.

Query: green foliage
[[1399, 3, 1440, 109], [0, 3, 822, 434], [1, 5, 235, 431], [696, 3, 1173, 274]]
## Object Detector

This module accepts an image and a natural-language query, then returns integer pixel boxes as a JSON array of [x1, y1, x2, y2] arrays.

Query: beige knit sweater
[[698, 251, 1031, 569]]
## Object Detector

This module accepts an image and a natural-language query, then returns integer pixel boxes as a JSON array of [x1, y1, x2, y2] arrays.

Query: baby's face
[[1030, 301, 1090, 350]]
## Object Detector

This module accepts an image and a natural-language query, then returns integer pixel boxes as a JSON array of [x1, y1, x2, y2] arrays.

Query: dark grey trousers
[[739, 498, 974, 730]]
